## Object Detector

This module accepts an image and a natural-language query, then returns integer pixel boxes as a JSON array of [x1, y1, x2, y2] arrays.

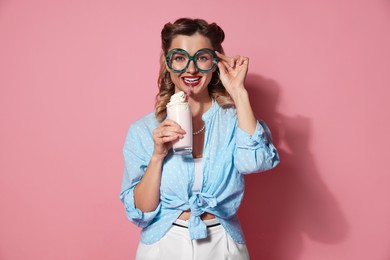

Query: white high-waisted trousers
[[135, 219, 250, 260]]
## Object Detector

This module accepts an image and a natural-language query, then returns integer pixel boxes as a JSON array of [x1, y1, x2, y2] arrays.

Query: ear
[[160, 52, 171, 72], [164, 59, 172, 73], [165, 63, 171, 72]]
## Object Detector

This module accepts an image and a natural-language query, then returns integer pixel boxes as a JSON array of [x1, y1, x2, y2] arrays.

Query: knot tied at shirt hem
[[161, 192, 218, 240], [187, 192, 217, 240]]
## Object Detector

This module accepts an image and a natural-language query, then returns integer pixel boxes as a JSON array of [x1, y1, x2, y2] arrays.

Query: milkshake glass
[[166, 91, 192, 154]]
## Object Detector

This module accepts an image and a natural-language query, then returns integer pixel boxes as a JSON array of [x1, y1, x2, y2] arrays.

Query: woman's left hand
[[216, 52, 249, 98]]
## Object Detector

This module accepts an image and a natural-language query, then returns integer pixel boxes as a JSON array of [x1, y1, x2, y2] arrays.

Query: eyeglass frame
[[165, 48, 218, 73]]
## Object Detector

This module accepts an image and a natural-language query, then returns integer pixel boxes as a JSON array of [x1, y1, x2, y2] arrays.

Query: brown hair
[[155, 18, 234, 122]]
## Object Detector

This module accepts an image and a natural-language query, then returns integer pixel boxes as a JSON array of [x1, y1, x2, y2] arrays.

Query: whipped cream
[[167, 91, 187, 107]]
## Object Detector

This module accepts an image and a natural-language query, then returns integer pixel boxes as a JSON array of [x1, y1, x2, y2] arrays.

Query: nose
[[186, 59, 198, 74]]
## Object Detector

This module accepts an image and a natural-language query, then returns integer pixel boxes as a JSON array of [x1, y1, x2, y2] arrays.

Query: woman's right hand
[[134, 119, 184, 212], [152, 119, 185, 159]]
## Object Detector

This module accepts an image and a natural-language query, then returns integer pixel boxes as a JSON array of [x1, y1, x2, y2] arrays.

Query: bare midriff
[[178, 210, 215, 220]]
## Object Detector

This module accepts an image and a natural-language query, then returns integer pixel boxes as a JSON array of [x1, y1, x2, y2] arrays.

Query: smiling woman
[[119, 18, 280, 260], [164, 34, 217, 102]]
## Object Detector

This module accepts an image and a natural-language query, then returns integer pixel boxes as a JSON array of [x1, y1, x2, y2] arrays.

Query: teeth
[[184, 78, 200, 83]]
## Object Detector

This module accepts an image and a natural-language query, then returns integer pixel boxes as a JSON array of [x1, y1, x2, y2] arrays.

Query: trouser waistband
[[173, 218, 220, 228]]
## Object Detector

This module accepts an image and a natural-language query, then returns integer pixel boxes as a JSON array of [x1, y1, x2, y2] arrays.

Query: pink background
[[1, 0, 389, 259]]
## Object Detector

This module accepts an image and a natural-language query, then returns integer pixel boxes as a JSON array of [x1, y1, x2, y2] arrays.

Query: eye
[[171, 53, 187, 62], [196, 52, 213, 62], [174, 56, 186, 62], [197, 55, 209, 61]]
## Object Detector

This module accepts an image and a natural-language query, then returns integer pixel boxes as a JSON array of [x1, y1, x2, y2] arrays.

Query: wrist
[[150, 153, 166, 163], [230, 87, 248, 103]]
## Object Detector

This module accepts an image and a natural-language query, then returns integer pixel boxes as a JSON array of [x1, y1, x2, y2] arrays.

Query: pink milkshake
[[166, 91, 192, 154]]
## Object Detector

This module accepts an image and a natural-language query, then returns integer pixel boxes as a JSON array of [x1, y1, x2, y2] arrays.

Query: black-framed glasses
[[166, 48, 218, 73]]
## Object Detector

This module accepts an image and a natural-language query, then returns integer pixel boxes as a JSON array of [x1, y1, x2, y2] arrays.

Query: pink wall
[[1, 0, 389, 259]]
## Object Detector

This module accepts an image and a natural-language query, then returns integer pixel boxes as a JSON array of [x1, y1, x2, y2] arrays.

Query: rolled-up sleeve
[[119, 125, 161, 228], [234, 120, 280, 174]]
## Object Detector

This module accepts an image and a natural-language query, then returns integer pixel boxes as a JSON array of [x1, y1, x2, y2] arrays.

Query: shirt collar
[[202, 99, 220, 122]]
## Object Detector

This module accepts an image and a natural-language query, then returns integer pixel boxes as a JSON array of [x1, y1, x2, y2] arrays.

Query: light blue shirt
[[120, 101, 280, 244]]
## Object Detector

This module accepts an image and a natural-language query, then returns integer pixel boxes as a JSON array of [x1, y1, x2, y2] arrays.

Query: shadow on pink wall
[[239, 74, 349, 260]]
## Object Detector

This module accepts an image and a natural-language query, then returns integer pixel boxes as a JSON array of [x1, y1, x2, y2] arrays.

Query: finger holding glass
[[152, 119, 186, 158]]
